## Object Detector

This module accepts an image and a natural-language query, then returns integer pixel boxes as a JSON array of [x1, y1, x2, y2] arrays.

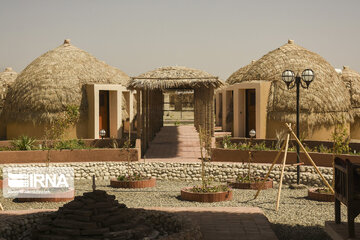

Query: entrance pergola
[[128, 66, 224, 154]]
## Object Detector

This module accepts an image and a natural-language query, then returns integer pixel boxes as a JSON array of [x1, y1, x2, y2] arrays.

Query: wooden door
[[246, 89, 256, 138], [99, 90, 110, 138]]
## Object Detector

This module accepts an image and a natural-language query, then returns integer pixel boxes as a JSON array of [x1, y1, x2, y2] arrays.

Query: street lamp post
[[281, 69, 315, 184]]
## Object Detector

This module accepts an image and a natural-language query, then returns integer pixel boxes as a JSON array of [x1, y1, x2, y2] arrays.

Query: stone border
[[307, 188, 334, 202], [0, 161, 334, 187], [228, 179, 273, 190], [110, 177, 156, 188], [0, 209, 202, 240], [181, 187, 233, 202], [15, 190, 75, 203]]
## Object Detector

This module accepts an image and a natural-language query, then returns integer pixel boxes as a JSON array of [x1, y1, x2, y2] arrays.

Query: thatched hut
[[3, 39, 132, 140], [341, 66, 360, 139], [0, 67, 17, 112], [217, 40, 353, 140], [0, 67, 17, 139], [129, 66, 223, 154]]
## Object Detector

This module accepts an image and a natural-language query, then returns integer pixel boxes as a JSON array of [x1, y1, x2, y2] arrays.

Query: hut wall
[[265, 119, 351, 141], [6, 120, 89, 140], [350, 117, 360, 140]]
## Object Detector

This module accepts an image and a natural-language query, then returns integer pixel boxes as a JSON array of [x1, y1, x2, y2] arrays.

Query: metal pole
[[296, 75, 300, 185]]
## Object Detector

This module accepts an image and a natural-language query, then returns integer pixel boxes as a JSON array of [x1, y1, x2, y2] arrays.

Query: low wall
[[215, 137, 360, 152], [0, 148, 140, 164], [0, 161, 334, 187], [211, 148, 360, 167]]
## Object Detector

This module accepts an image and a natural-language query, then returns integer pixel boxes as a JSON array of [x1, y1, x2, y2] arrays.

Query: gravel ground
[[1, 180, 359, 240]]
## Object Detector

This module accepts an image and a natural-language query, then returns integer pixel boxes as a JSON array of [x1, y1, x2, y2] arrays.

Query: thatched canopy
[[227, 40, 352, 126], [4, 39, 130, 123], [226, 60, 256, 85], [341, 66, 360, 117], [0, 67, 17, 111], [129, 66, 223, 90]]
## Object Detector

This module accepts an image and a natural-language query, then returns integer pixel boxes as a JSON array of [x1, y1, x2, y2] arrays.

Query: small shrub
[[55, 139, 86, 150], [190, 184, 230, 193], [332, 124, 350, 155], [11, 135, 36, 150], [252, 142, 269, 151], [235, 174, 261, 183], [117, 173, 148, 181]]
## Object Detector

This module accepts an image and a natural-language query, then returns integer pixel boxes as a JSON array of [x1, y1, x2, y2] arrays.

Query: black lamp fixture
[[281, 68, 315, 184]]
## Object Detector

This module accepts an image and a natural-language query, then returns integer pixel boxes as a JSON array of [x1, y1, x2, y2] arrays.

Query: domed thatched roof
[[341, 66, 360, 117], [229, 40, 352, 126], [129, 66, 223, 89], [226, 60, 256, 85], [0, 67, 17, 107], [4, 40, 130, 123]]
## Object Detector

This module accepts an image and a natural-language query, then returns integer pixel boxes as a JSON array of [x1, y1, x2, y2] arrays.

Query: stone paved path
[[0, 207, 278, 240], [145, 125, 202, 162], [148, 207, 278, 240]]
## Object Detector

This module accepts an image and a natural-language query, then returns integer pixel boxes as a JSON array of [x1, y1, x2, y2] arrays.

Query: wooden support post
[[276, 126, 291, 211], [285, 123, 334, 194], [254, 140, 287, 199], [136, 89, 141, 139]]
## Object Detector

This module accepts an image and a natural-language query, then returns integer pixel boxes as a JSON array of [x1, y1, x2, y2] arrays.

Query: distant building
[[2, 40, 135, 140], [216, 40, 354, 141]]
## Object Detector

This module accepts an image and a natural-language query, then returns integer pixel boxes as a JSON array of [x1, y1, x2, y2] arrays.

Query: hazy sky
[[1, 0, 360, 80]]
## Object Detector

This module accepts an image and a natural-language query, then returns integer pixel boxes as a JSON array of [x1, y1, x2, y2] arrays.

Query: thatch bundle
[[227, 40, 352, 127], [226, 60, 256, 85], [129, 66, 223, 89], [341, 66, 360, 117], [3, 40, 130, 123], [0, 67, 17, 110]]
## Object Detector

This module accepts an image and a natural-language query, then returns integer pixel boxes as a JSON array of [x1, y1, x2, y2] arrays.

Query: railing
[[334, 157, 360, 238]]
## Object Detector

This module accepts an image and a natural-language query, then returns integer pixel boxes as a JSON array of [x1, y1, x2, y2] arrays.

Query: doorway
[[246, 89, 256, 138], [99, 90, 110, 138]]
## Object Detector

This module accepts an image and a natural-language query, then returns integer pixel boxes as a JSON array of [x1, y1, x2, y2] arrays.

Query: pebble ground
[[1, 180, 359, 240]]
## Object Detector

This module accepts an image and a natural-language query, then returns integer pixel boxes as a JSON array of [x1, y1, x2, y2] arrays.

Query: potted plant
[[307, 124, 349, 202], [228, 129, 273, 190], [181, 126, 232, 202], [110, 138, 156, 188]]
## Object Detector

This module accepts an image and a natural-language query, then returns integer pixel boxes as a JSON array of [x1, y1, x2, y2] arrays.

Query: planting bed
[[15, 189, 75, 203], [180, 187, 233, 202], [228, 179, 273, 190], [307, 188, 335, 202], [110, 177, 156, 188]]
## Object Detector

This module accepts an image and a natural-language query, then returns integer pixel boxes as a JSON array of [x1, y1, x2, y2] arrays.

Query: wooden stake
[[254, 140, 287, 199], [285, 123, 334, 194], [276, 125, 291, 211], [0, 203, 3, 211]]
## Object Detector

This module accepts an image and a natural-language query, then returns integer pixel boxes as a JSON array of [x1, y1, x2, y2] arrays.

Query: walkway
[[0, 207, 278, 240], [144, 125, 202, 162]]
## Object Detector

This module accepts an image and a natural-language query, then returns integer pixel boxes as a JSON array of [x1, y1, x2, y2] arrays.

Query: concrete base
[[325, 221, 360, 240]]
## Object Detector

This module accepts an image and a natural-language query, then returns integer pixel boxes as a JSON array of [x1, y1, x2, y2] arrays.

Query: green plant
[[331, 123, 350, 188], [318, 144, 331, 153], [117, 172, 147, 181], [11, 135, 36, 150], [235, 174, 261, 183], [332, 124, 350, 155], [252, 142, 269, 151], [190, 184, 230, 193], [55, 139, 86, 150], [44, 104, 80, 141]]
